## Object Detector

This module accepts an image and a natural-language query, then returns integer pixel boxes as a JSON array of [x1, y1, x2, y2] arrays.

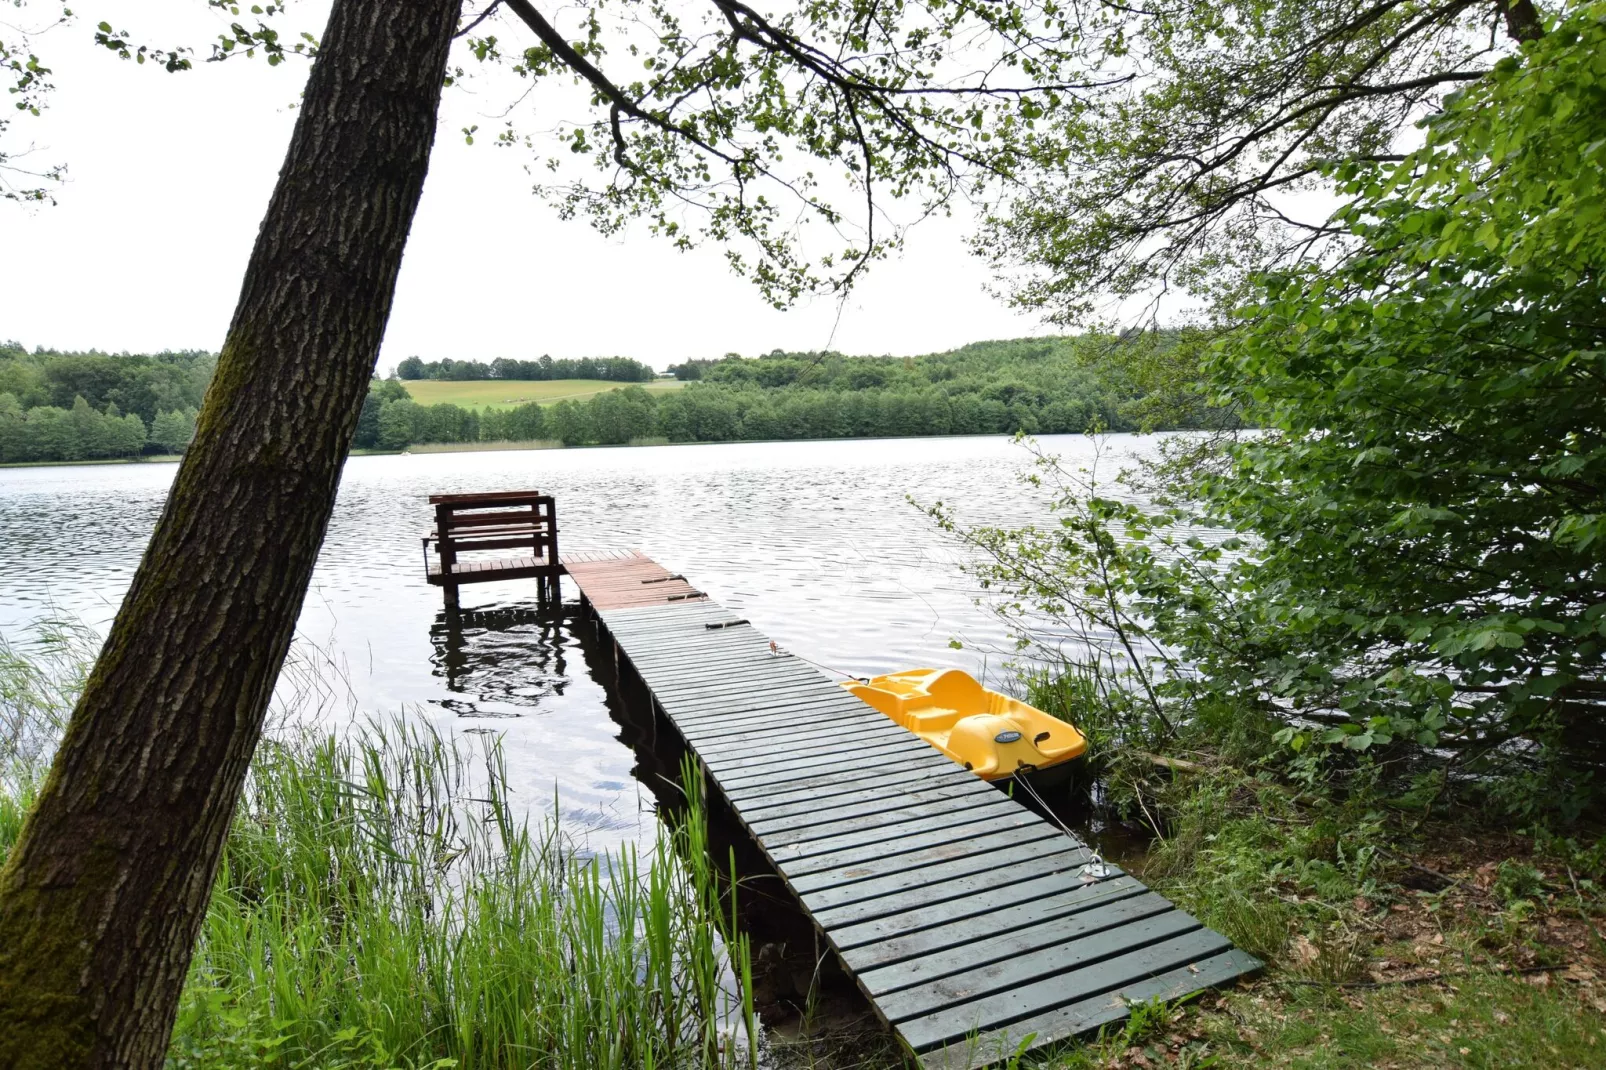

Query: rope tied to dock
[[767, 640, 866, 682]]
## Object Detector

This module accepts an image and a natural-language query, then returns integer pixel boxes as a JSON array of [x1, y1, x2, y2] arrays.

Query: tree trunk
[[0, 1, 462, 1065], [1501, 0, 1544, 43]]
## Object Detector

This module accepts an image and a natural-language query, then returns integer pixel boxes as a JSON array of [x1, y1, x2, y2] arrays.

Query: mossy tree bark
[[0, 0, 463, 1065]]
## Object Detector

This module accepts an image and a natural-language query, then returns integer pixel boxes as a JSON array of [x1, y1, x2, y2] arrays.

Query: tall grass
[[0, 619, 96, 772], [0, 630, 758, 1070]]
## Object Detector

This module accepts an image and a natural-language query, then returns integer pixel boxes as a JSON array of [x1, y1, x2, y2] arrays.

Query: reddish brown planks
[[564, 550, 709, 610]]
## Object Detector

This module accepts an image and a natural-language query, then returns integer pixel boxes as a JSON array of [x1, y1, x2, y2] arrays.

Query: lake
[[0, 433, 1162, 851]]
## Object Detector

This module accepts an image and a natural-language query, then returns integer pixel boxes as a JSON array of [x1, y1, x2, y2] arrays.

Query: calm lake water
[[0, 434, 1163, 851]]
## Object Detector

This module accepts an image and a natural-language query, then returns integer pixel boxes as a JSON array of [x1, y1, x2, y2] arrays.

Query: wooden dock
[[565, 550, 1260, 1068]]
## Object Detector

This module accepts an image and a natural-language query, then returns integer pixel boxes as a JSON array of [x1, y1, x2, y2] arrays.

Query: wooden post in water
[[544, 496, 561, 607], [435, 501, 461, 612]]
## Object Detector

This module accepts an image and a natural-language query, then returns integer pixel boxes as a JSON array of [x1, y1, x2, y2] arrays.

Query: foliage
[[1188, 2, 1606, 793], [961, 5, 1606, 817], [18, 1, 1549, 316], [0, 346, 207, 459], [0, 393, 151, 462], [0, 340, 213, 456], [0, 4, 68, 202], [396, 354, 655, 383], [348, 336, 1232, 451], [979, 0, 1549, 323], [11, 0, 1117, 305], [0, 341, 213, 421], [147, 408, 197, 454], [3, 4, 201, 202]]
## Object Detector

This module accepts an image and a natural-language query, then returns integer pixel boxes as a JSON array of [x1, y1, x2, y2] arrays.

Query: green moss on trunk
[[0, 2, 464, 1065]]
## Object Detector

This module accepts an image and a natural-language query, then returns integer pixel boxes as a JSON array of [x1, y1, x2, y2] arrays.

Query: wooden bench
[[422, 490, 560, 610]]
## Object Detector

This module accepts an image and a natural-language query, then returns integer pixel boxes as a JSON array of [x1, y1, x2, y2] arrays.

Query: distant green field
[[400, 379, 682, 410]]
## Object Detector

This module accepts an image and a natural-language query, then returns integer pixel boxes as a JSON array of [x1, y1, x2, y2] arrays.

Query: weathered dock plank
[[564, 550, 1259, 1066]]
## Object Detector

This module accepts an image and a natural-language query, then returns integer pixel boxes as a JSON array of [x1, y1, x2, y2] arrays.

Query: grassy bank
[[404, 438, 563, 454], [1022, 672, 1606, 1069], [0, 453, 184, 469], [401, 379, 684, 410], [1, 635, 757, 1070]]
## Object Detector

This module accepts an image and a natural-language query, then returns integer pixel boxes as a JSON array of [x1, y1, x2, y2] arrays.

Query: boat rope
[[1012, 772, 1073, 836], [767, 641, 866, 682], [1012, 768, 1112, 880]]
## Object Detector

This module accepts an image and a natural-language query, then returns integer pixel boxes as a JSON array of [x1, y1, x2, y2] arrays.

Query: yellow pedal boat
[[842, 668, 1088, 784]]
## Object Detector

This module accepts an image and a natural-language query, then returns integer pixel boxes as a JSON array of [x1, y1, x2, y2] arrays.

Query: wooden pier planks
[[566, 552, 1259, 1067]]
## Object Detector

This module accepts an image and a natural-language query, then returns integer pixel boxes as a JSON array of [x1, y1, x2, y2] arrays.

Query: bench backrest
[[431, 491, 558, 566]]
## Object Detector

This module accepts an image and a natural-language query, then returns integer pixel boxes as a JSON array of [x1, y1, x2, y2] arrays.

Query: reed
[[0, 635, 758, 1070], [0, 619, 96, 772], [167, 722, 757, 1069]]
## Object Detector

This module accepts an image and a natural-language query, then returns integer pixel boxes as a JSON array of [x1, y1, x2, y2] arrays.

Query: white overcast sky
[[2, 2, 1055, 373]]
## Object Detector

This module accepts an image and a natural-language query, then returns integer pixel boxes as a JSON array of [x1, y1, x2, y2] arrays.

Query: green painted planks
[[787, 824, 1067, 896], [809, 848, 1091, 932], [694, 719, 912, 762], [632, 653, 820, 683], [766, 801, 1032, 869], [855, 891, 1177, 996], [645, 673, 839, 707], [741, 782, 1007, 842], [646, 664, 825, 695], [798, 839, 1089, 916], [710, 737, 937, 788], [915, 948, 1261, 1070], [836, 875, 1146, 970], [719, 754, 968, 807], [669, 694, 871, 727], [705, 733, 930, 777], [693, 712, 900, 751], [738, 772, 995, 823], [893, 926, 1232, 1051]]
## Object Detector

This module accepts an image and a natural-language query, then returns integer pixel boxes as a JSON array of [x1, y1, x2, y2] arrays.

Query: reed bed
[[0, 635, 758, 1070]]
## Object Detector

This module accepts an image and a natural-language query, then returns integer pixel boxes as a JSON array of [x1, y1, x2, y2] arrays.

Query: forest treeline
[[2, 334, 1212, 460], [394, 354, 655, 382], [0, 343, 208, 462], [360, 334, 1218, 450]]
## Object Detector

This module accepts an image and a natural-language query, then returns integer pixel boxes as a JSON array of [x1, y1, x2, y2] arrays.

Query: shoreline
[[0, 429, 1179, 471], [0, 453, 187, 469]]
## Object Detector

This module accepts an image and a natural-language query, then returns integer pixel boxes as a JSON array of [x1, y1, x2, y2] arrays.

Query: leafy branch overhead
[[0, 3, 69, 202], [980, 0, 1552, 323], [0, 0, 291, 202], [2, 0, 1111, 305], [456, 0, 1118, 305]]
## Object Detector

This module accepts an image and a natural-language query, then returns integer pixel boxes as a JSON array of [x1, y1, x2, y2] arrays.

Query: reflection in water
[[429, 606, 573, 718], [0, 434, 1180, 854]]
